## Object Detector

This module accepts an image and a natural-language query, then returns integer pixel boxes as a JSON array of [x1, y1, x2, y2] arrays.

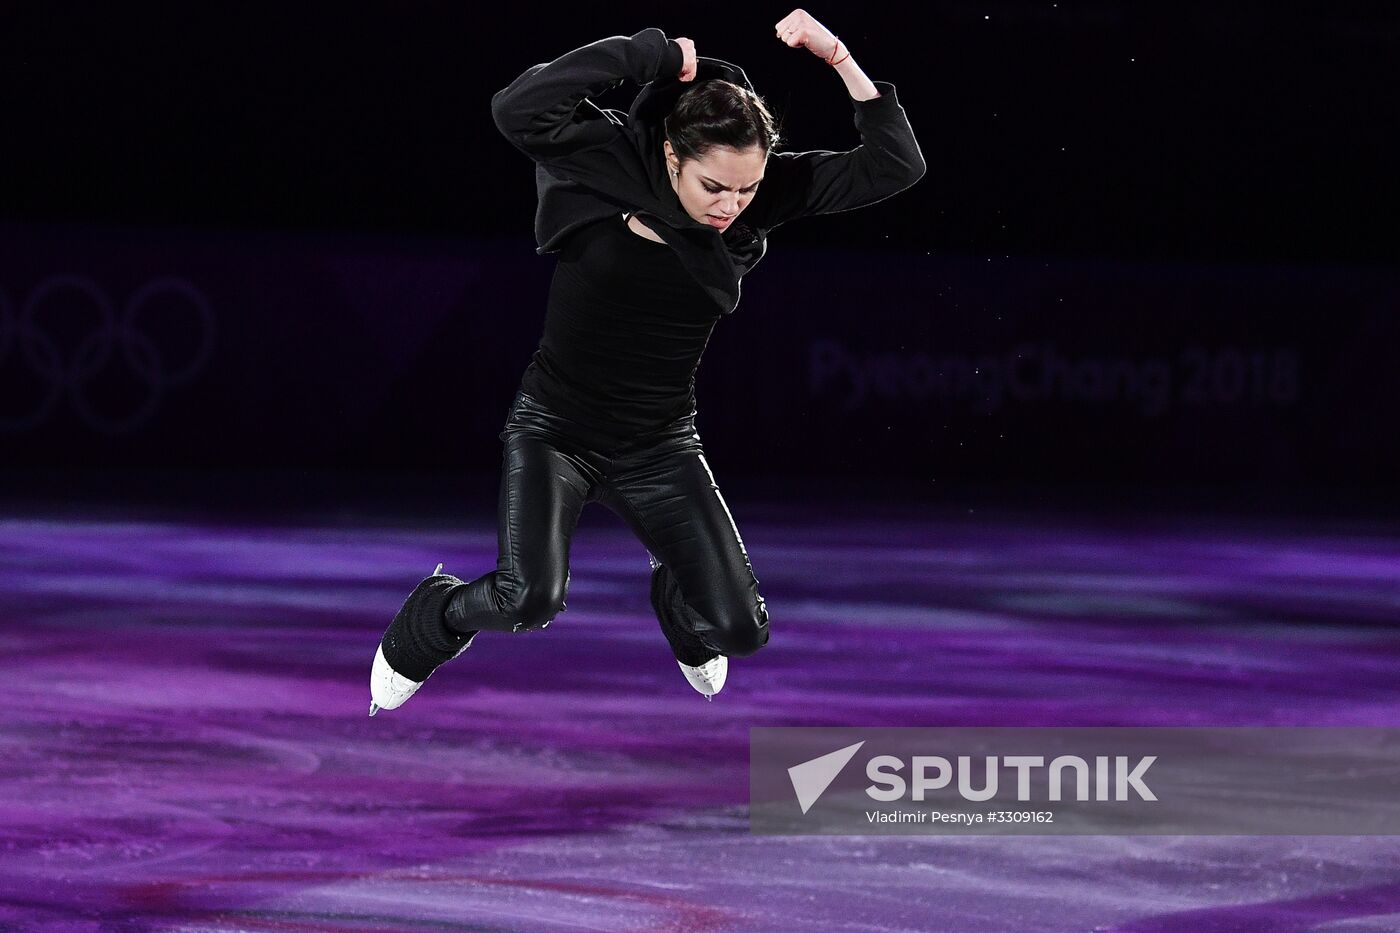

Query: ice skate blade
[[369, 702, 380, 716]]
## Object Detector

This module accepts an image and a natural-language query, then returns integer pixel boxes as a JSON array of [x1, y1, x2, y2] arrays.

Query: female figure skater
[[369, 10, 924, 714]]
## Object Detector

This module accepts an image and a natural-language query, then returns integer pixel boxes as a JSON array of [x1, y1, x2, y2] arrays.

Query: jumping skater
[[369, 10, 925, 714]]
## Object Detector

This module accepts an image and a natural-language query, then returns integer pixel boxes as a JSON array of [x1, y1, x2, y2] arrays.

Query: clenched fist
[[774, 9, 840, 62], [675, 37, 697, 81]]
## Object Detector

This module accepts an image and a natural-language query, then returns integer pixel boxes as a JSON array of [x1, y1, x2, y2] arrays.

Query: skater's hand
[[676, 37, 698, 81], [774, 9, 840, 62]]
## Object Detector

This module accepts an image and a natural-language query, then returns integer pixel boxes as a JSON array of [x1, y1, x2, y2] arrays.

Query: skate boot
[[648, 556, 727, 700], [369, 563, 478, 716]]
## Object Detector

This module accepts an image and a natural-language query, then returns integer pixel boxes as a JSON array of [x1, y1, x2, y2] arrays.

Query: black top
[[519, 211, 723, 440], [495, 31, 924, 437]]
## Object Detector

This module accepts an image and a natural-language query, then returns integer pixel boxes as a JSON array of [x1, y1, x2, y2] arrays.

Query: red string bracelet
[[826, 38, 851, 66]]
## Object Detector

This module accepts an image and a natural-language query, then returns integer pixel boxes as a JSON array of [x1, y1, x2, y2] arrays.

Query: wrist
[[825, 38, 851, 66]]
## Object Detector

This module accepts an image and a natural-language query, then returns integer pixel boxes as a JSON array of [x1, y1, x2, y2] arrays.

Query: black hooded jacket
[[491, 27, 926, 316]]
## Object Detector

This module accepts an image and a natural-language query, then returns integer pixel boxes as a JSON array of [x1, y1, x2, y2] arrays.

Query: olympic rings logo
[[0, 275, 215, 434]]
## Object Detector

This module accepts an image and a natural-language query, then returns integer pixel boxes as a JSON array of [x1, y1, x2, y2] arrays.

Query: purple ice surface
[[2, 500, 1399, 931]]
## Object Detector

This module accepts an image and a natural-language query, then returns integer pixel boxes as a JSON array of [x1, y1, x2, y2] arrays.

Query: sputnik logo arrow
[[788, 741, 866, 814]]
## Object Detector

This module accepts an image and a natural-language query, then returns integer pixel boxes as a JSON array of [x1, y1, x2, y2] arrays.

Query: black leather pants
[[444, 390, 771, 657]]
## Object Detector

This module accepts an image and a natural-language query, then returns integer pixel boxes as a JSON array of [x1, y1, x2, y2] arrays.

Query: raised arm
[[745, 11, 926, 229], [491, 27, 687, 164]]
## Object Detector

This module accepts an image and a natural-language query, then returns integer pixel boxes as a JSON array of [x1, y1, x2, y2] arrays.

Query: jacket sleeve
[[745, 80, 926, 229], [491, 28, 685, 164]]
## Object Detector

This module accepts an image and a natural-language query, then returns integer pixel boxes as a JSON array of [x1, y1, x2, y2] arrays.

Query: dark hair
[[663, 79, 782, 168]]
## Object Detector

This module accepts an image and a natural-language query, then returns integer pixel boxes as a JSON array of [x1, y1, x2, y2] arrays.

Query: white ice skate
[[677, 654, 728, 700], [369, 562, 477, 716], [369, 642, 428, 714], [369, 624, 476, 715]]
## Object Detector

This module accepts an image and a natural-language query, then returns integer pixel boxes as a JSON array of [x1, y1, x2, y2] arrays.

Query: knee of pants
[[499, 577, 568, 631], [703, 599, 770, 658]]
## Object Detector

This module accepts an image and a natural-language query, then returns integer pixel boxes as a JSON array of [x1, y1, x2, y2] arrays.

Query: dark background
[[2, 2, 1396, 514]]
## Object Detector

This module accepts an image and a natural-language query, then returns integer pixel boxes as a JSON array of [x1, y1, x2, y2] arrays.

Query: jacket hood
[[628, 55, 757, 129]]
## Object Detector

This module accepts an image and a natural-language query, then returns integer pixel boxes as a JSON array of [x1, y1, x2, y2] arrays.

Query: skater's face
[[664, 140, 767, 232]]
